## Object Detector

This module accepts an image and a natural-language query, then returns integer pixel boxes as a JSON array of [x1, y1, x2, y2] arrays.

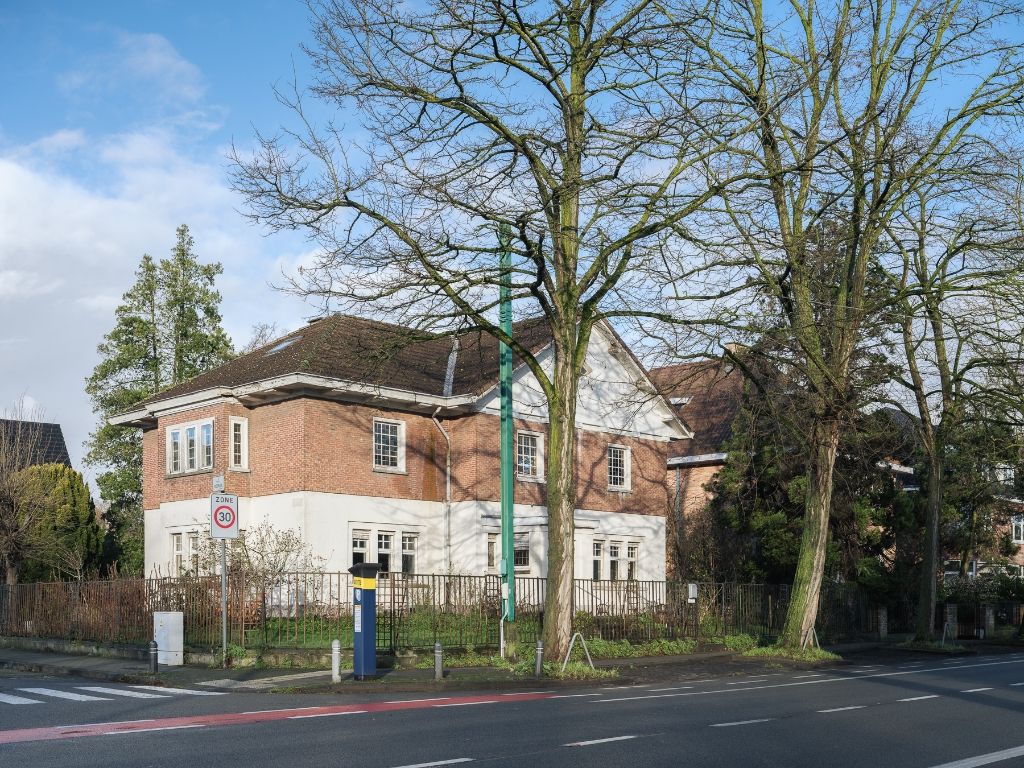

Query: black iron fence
[[0, 573, 900, 652]]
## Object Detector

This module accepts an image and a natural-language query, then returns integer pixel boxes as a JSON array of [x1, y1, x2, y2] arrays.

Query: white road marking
[[387, 760, 474, 768], [710, 718, 774, 727], [596, 658, 1024, 704], [241, 706, 323, 715], [17, 688, 112, 702], [500, 691, 555, 696], [384, 697, 452, 704], [818, 706, 865, 713], [105, 725, 205, 735], [0, 692, 42, 705], [77, 686, 171, 699], [727, 680, 767, 685], [288, 710, 367, 719], [129, 685, 226, 696], [1009, 683, 1024, 687], [961, 688, 993, 693], [792, 674, 822, 679], [433, 701, 499, 708], [650, 687, 693, 692], [58, 720, 154, 728], [927, 744, 1024, 768], [899, 695, 939, 702], [550, 693, 603, 699], [565, 735, 638, 746]]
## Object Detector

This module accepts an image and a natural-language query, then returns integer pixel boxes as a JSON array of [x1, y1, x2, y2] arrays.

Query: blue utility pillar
[[348, 562, 381, 680]]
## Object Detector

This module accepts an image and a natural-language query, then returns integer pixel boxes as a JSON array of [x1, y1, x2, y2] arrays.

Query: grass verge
[[742, 645, 841, 662]]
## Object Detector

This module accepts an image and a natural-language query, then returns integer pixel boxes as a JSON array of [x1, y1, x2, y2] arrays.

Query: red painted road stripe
[[0, 692, 558, 746]]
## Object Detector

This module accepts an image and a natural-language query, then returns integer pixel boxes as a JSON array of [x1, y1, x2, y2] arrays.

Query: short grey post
[[877, 606, 888, 640], [331, 639, 341, 683], [434, 641, 443, 681], [983, 605, 995, 639], [534, 639, 544, 678], [148, 640, 159, 674], [945, 604, 958, 633]]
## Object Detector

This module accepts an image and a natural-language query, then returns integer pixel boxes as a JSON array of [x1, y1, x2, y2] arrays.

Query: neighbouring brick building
[[113, 315, 690, 579]]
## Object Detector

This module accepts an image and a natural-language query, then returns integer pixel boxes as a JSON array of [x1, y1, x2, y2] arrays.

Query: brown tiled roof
[[137, 314, 553, 407], [649, 360, 745, 458]]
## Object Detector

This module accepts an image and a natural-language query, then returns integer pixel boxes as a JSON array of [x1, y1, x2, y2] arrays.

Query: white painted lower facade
[[144, 492, 666, 582]]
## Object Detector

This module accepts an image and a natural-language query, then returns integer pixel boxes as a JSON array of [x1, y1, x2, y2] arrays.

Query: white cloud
[[0, 269, 62, 299], [58, 31, 206, 108]]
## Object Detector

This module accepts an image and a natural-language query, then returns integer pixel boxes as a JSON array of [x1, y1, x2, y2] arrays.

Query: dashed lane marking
[[549, 693, 603, 699], [387, 761, 474, 768], [17, 688, 112, 702], [727, 680, 767, 685], [710, 719, 774, 727], [792, 674, 822, 679], [288, 710, 367, 720], [650, 687, 693, 692], [898, 695, 939, 702], [818, 706, 865, 713], [77, 687, 171, 699], [564, 735, 638, 747], [433, 701, 499, 708], [961, 688, 993, 693], [105, 725, 205, 735], [0, 692, 42, 705]]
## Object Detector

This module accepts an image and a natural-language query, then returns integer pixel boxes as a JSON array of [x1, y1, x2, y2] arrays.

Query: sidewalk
[[0, 643, 883, 694]]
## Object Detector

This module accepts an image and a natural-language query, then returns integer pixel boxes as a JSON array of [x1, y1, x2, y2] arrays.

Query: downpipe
[[431, 407, 453, 571]]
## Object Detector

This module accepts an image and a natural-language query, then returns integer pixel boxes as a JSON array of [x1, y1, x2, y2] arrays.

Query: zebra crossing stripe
[[76, 687, 171, 699], [0, 693, 42, 705], [129, 685, 226, 696], [17, 688, 112, 702]]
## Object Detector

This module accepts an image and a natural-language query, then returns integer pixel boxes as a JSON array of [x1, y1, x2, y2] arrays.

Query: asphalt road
[[3, 653, 1024, 767]]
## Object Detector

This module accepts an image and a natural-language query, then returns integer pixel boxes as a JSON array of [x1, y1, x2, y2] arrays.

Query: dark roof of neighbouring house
[[0, 419, 72, 468], [649, 360, 745, 460], [135, 313, 555, 408]]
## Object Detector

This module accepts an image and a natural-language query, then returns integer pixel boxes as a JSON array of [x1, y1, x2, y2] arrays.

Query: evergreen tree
[[85, 225, 233, 575], [18, 464, 105, 582]]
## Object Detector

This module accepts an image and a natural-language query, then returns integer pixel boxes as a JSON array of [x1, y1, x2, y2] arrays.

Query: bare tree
[[686, 0, 1024, 647], [231, 0, 750, 656]]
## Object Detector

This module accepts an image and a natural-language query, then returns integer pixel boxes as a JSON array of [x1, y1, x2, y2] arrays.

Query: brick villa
[[113, 315, 690, 579]]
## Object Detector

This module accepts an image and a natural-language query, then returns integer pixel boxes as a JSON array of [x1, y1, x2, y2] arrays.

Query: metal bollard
[[534, 639, 544, 678], [331, 639, 341, 683], [149, 640, 159, 674], [434, 641, 443, 681]]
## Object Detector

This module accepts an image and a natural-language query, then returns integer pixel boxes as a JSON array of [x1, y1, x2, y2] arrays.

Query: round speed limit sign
[[210, 493, 239, 539]]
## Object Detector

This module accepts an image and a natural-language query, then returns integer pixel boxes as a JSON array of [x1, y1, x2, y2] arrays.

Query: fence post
[[944, 604, 958, 638], [877, 606, 888, 640], [983, 605, 995, 640]]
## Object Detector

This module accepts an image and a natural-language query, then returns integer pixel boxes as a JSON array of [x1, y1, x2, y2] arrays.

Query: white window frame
[[401, 534, 417, 574], [229, 416, 249, 471], [171, 533, 184, 576], [607, 444, 632, 492], [1013, 516, 1024, 544], [351, 529, 369, 566], [377, 531, 395, 572], [592, 541, 604, 581], [166, 418, 214, 475], [372, 418, 406, 473], [513, 531, 531, 573], [626, 542, 638, 581], [487, 532, 498, 574], [516, 430, 545, 482], [609, 541, 622, 581]]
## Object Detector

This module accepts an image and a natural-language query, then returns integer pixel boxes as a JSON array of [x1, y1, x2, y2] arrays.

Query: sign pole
[[221, 539, 227, 669], [499, 223, 516, 628]]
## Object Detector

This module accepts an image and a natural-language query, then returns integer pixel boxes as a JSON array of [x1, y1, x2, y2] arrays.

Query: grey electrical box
[[687, 583, 698, 604], [153, 611, 184, 666]]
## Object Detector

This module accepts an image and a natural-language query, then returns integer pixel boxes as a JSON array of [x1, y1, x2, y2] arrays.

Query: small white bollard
[[331, 639, 341, 683]]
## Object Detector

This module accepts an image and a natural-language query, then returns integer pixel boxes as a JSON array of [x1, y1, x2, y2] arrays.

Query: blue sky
[[0, 1, 332, 482]]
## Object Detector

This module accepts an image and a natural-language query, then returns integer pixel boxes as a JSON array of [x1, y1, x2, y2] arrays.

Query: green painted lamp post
[[499, 223, 516, 625]]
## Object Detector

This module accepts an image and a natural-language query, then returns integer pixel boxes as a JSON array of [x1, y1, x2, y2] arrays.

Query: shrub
[[723, 633, 758, 652]]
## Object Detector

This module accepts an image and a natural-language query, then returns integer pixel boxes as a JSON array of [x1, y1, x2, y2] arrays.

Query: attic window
[[265, 336, 301, 356]]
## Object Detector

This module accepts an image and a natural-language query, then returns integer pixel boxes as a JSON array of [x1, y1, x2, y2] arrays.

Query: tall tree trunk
[[542, 349, 580, 661], [779, 415, 840, 648], [4, 563, 17, 585], [915, 450, 943, 640]]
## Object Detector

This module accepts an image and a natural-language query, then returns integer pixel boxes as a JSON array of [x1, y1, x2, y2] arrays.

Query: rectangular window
[[189, 532, 200, 574], [352, 530, 369, 566], [513, 532, 530, 571], [230, 417, 248, 470], [169, 430, 181, 473], [487, 533, 498, 572], [171, 533, 183, 577], [373, 419, 405, 472], [402, 534, 417, 574], [607, 445, 631, 491], [1013, 517, 1024, 544], [516, 432, 544, 480], [378, 532, 393, 573], [609, 543, 622, 581], [166, 418, 214, 475], [626, 543, 638, 581], [200, 423, 213, 469], [592, 541, 604, 581]]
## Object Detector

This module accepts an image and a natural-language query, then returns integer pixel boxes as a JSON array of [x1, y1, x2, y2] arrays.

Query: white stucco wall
[[145, 493, 665, 582]]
